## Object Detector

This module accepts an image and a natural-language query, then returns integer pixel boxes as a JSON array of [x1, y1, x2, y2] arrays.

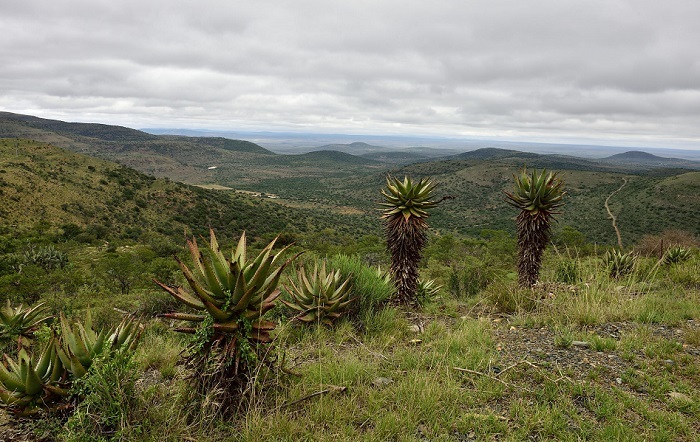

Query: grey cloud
[[1, 0, 699, 148]]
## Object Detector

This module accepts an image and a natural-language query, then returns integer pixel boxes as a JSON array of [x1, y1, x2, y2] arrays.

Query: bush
[[327, 254, 393, 316], [484, 281, 539, 314], [448, 257, 499, 298], [555, 258, 581, 284], [635, 230, 699, 258]]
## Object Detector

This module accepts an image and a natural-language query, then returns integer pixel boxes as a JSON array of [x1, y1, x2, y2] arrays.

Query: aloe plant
[[505, 168, 565, 287], [0, 313, 142, 415], [604, 249, 636, 278], [0, 338, 68, 415], [662, 246, 692, 265], [416, 278, 442, 305], [282, 262, 355, 326], [0, 301, 51, 350], [155, 229, 299, 406], [380, 175, 442, 304], [57, 312, 142, 378]]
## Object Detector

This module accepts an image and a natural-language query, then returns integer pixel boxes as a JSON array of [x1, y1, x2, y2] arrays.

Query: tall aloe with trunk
[[505, 168, 565, 287], [155, 229, 299, 407], [380, 175, 440, 305]]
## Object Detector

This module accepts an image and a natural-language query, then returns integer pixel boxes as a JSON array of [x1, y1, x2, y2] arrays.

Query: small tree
[[505, 168, 565, 287], [380, 175, 441, 305]]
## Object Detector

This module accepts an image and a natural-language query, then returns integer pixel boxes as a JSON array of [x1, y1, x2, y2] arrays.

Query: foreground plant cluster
[[1, 171, 699, 441]]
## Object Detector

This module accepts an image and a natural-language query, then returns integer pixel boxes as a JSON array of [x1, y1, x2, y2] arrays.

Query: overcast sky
[[2, 0, 699, 149]]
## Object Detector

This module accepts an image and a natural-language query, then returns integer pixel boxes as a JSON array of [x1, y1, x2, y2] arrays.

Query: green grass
[[1, 133, 699, 440], [4, 264, 700, 441]]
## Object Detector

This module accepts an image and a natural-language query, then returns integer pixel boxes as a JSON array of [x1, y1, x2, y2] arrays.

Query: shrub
[[555, 258, 580, 284], [447, 257, 498, 298], [484, 281, 539, 314], [327, 254, 393, 316], [63, 350, 140, 440], [635, 229, 699, 258]]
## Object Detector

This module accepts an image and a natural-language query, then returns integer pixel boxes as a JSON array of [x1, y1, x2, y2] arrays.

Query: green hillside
[[0, 139, 374, 244], [395, 155, 700, 244], [0, 112, 386, 190]]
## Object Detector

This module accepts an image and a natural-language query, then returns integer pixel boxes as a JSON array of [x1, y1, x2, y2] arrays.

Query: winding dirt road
[[605, 177, 628, 248]]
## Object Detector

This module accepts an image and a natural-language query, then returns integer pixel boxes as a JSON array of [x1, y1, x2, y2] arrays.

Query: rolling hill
[[2, 113, 699, 246], [0, 139, 374, 244], [604, 150, 700, 169]]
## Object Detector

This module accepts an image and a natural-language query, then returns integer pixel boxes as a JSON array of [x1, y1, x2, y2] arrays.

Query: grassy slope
[[0, 139, 373, 242]]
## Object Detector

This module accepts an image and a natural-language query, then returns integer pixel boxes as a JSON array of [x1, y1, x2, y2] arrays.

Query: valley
[[2, 111, 699, 246]]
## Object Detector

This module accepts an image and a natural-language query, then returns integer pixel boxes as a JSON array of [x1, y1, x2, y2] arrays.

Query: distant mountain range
[[142, 126, 700, 161], [603, 150, 700, 168], [2, 112, 700, 173]]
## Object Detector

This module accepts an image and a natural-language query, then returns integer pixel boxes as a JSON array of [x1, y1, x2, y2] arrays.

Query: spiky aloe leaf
[[0, 338, 70, 413], [0, 301, 51, 347]]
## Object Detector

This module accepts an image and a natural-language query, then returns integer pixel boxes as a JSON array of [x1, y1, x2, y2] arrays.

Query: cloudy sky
[[2, 0, 699, 149]]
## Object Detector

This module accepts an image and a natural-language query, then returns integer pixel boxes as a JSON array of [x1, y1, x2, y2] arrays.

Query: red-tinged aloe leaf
[[153, 279, 205, 310], [185, 237, 209, 283], [280, 299, 306, 312], [212, 323, 239, 333], [174, 256, 222, 307], [160, 312, 206, 322], [229, 285, 256, 313], [174, 327, 197, 334], [250, 319, 275, 331], [43, 384, 70, 397], [202, 299, 231, 322], [250, 330, 272, 343], [297, 312, 318, 322]]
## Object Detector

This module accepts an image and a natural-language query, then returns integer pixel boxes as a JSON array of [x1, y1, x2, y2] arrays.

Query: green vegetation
[[155, 230, 298, 410], [0, 117, 699, 440], [0, 312, 141, 415], [0, 301, 51, 351], [604, 249, 637, 279]]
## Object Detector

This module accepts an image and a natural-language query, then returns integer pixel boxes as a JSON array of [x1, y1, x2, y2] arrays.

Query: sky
[[2, 0, 700, 149]]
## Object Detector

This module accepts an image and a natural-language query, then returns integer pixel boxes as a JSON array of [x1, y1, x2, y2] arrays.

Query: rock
[[572, 341, 591, 348], [372, 377, 393, 388], [663, 359, 675, 366], [409, 324, 422, 333], [616, 378, 622, 385]]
